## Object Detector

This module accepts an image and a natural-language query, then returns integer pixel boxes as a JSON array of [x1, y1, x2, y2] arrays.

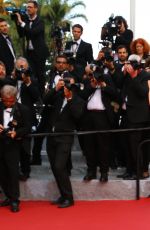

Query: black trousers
[[83, 110, 111, 174], [20, 137, 31, 176], [0, 139, 21, 201], [46, 136, 73, 201], [126, 121, 150, 174], [26, 50, 46, 97]]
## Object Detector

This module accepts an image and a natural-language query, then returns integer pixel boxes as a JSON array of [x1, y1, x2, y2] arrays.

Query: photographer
[[10, 57, 40, 181], [80, 65, 117, 182], [117, 55, 150, 179], [44, 76, 85, 208], [31, 54, 77, 166], [113, 16, 133, 54], [0, 85, 31, 212], [14, 0, 49, 97]]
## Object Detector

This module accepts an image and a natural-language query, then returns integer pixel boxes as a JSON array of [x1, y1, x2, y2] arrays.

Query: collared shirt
[[20, 15, 37, 50], [71, 38, 81, 57], [87, 88, 105, 111], [3, 108, 13, 128]]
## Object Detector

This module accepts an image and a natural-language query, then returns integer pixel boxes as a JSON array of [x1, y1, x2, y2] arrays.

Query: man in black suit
[[117, 55, 150, 179], [0, 85, 31, 212], [80, 66, 117, 182], [65, 24, 93, 78], [10, 57, 40, 181], [31, 54, 77, 166], [15, 0, 49, 97], [44, 77, 85, 208], [0, 18, 16, 76]]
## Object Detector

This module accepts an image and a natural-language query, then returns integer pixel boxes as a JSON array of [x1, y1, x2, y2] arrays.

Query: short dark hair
[[114, 16, 128, 29], [72, 24, 83, 32], [27, 0, 39, 8], [0, 18, 6, 23], [116, 45, 128, 53], [55, 55, 68, 63]]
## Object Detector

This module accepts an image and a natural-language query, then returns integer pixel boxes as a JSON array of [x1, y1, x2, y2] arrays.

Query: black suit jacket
[[65, 39, 93, 67], [122, 70, 150, 123], [16, 16, 49, 60], [0, 34, 15, 76], [44, 88, 86, 143], [0, 102, 31, 139], [80, 74, 118, 126]]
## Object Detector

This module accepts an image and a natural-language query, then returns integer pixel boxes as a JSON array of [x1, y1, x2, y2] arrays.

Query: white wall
[[70, 0, 150, 58]]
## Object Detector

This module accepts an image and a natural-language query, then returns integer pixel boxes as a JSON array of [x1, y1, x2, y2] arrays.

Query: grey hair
[[1, 85, 17, 97], [15, 56, 29, 67]]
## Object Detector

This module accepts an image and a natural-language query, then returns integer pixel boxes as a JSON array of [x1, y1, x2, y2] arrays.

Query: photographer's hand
[[124, 64, 138, 78], [99, 81, 106, 87], [64, 86, 73, 101], [7, 130, 16, 139], [0, 124, 4, 134], [55, 79, 64, 91], [90, 77, 97, 88], [15, 13, 24, 25]]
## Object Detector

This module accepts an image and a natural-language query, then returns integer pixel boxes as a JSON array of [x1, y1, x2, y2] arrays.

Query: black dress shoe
[[0, 198, 10, 207], [83, 173, 96, 181], [121, 172, 132, 179], [19, 174, 30, 181], [100, 173, 108, 182], [10, 201, 20, 212], [58, 199, 74, 208], [51, 197, 64, 205]]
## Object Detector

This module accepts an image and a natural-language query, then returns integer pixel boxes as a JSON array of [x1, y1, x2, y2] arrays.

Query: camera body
[[2, 120, 17, 137], [126, 60, 145, 70], [15, 67, 31, 81], [5, 6, 27, 20], [101, 14, 124, 50], [89, 63, 105, 82]]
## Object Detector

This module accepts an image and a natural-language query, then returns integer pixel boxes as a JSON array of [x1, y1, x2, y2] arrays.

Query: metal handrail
[[136, 139, 150, 200]]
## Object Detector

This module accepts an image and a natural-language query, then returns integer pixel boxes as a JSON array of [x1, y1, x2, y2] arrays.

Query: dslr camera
[[2, 120, 17, 137], [125, 60, 145, 70], [89, 64, 105, 82], [100, 14, 124, 50], [15, 66, 31, 81]]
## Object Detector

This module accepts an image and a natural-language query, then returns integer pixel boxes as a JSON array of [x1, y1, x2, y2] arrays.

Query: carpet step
[[19, 154, 150, 201]]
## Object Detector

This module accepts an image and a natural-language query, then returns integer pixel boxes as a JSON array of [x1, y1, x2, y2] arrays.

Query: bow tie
[[4, 107, 12, 113], [72, 41, 78, 45], [5, 36, 11, 41], [56, 71, 63, 76]]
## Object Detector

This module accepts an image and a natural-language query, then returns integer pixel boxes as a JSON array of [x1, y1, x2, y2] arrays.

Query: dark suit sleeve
[[15, 104, 32, 138], [67, 95, 86, 120]]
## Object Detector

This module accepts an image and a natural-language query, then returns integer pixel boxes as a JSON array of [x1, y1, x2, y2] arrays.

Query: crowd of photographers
[[1, 0, 150, 211]]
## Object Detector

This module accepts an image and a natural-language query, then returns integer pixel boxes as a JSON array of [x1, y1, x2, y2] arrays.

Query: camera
[[2, 120, 17, 137], [89, 64, 105, 82], [125, 60, 145, 70], [100, 14, 124, 50], [99, 41, 112, 48], [5, 6, 27, 21], [15, 66, 31, 81]]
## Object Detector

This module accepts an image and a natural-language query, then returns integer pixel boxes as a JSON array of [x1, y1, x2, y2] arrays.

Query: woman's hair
[[130, 38, 150, 56]]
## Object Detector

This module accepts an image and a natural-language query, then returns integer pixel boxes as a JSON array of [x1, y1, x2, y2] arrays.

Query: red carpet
[[0, 199, 150, 230]]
